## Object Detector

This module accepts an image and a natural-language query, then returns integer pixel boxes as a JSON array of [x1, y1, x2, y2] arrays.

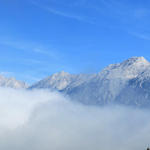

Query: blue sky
[[1, 0, 150, 83]]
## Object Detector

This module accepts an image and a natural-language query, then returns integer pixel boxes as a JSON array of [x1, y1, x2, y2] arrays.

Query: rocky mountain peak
[[120, 56, 149, 67]]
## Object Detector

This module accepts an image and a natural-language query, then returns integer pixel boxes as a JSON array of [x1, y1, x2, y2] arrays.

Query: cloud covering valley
[[0, 88, 149, 150]]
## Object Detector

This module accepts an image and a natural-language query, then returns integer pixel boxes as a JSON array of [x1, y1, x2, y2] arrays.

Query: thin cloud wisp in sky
[[31, 0, 95, 24]]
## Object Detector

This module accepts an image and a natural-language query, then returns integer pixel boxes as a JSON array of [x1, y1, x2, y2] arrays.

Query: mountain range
[[2, 56, 150, 107], [0, 75, 27, 89]]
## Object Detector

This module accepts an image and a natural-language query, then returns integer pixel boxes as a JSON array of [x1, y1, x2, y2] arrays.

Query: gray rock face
[[30, 57, 150, 107]]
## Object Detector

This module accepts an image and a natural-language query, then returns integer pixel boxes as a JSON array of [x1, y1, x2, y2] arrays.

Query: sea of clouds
[[0, 87, 150, 150]]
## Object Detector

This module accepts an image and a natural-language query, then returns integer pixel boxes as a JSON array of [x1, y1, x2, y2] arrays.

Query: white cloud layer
[[0, 88, 149, 150]]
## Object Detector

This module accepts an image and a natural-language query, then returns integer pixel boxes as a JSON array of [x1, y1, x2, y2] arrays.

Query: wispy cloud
[[33, 47, 61, 60], [0, 71, 14, 77], [129, 32, 150, 41], [31, 0, 95, 24], [23, 58, 45, 65], [133, 8, 150, 19], [43, 7, 84, 21], [0, 37, 61, 60]]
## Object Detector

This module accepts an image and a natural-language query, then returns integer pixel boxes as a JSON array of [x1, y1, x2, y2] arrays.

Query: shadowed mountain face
[[29, 57, 150, 107], [116, 70, 150, 107]]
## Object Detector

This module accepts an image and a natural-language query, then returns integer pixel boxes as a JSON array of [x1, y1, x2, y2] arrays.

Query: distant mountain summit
[[30, 71, 96, 90], [0, 75, 27, 89]]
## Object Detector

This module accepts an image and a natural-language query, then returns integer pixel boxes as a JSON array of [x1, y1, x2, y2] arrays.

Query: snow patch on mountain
[[0, 75, 27, 89]]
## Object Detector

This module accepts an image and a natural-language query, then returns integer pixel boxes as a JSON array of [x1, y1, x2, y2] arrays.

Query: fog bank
[[0, 88, 149, 150]]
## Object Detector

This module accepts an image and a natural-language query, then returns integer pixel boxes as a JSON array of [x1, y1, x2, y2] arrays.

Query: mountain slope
[[30, 57, 150, 107]]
